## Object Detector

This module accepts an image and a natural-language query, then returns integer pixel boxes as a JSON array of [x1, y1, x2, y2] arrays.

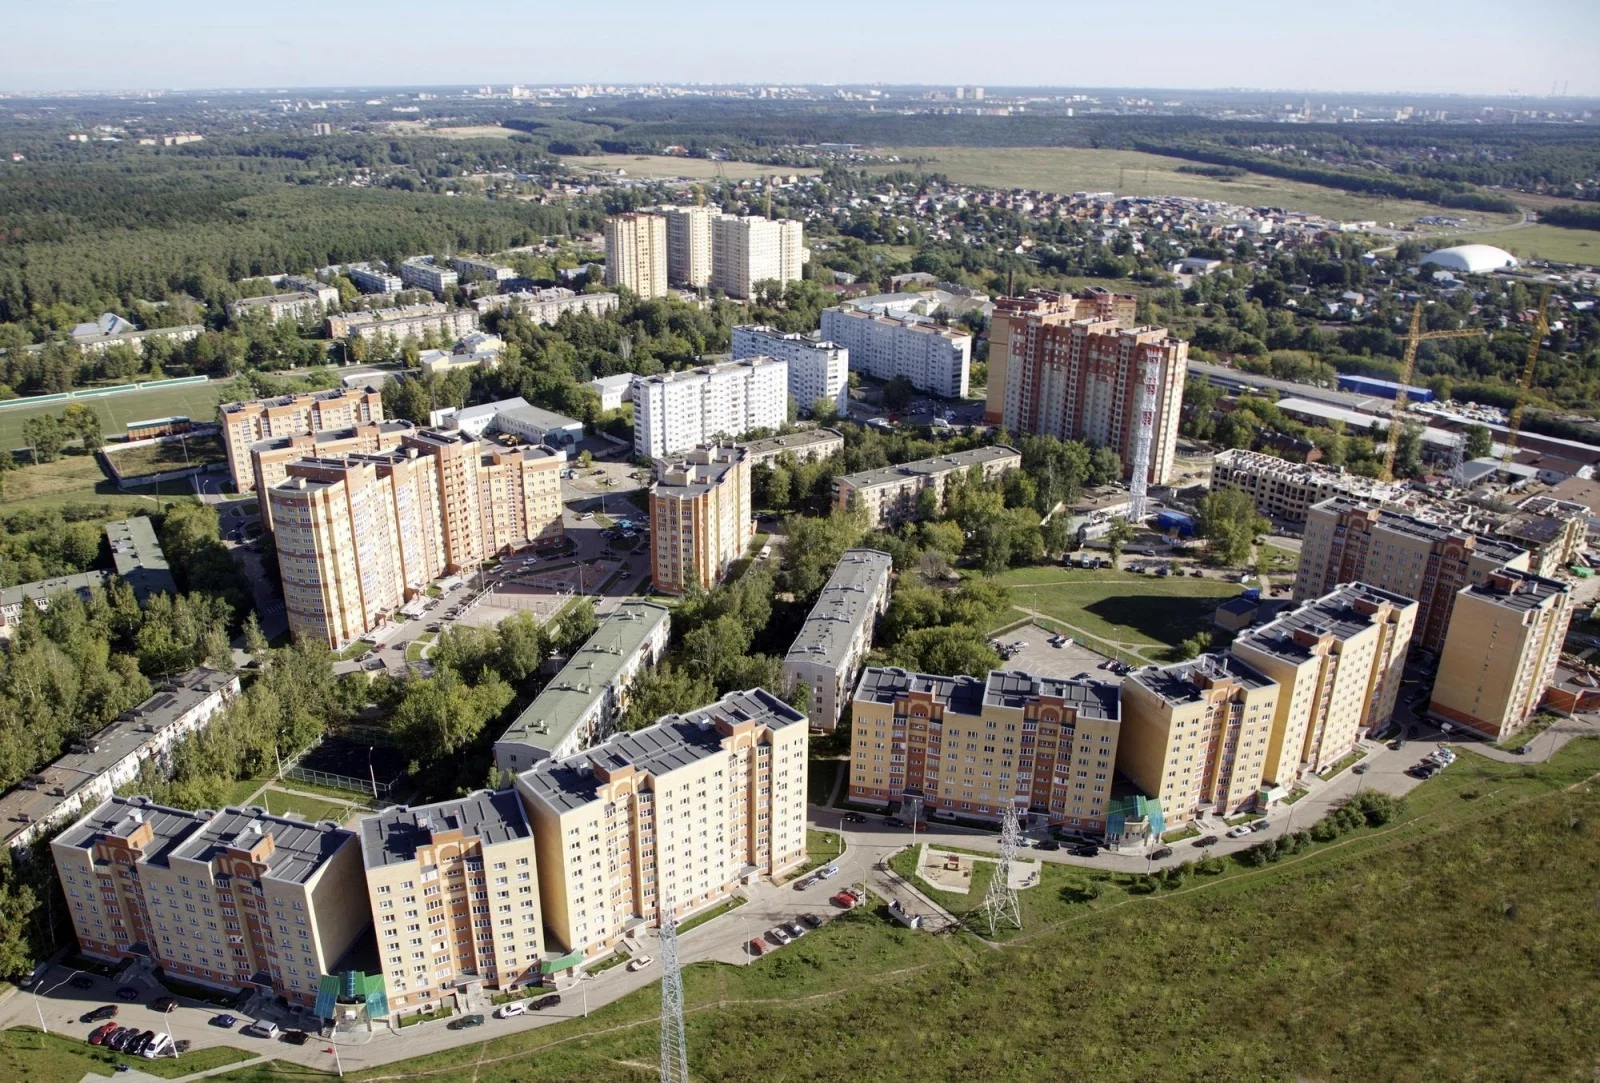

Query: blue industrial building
[[1155, 509, 1195, 536], [1336, 374, 1434, 402]]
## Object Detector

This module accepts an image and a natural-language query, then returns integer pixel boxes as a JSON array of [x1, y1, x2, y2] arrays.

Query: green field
[[0, 381, 227, 451], [996, 566, 1242, 658], [1451, 223, 1600, 267], [883, 146, 1524, 230], [199, 739, 1600, 1083], [0, 1029, 253, 1083], [258, 787, 363, 825], [558, 154, 822, 182], [102, 431, 226, 479], [0, 451, 197, 513]]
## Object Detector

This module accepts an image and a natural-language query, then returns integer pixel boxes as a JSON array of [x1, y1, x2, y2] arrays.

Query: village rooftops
[[359, 790, 531, 869]]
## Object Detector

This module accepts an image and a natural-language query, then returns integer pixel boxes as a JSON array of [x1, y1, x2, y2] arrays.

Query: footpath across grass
[[995, 565, 1243, 653]]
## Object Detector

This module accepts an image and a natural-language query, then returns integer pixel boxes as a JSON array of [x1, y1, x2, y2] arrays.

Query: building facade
[[53, 798, 368, 1007], [649, 445, 752, 595], [449, 255, 515, 283], [227, 288, 338, 323], [819, 305, 971, 399], [1428, 567, 1572, 740], [738, 427, 845, 468], [219, 386, 385, 493], [1118, 654, 1280, 824], [710, 215, 805, 299], [984, 287, 1136, 423], [603, 212, 669, 300], [850, 668, 1123, 832], [1231, 584, 1416, 783], [631, 357, 788, 459], [251, 420, 415, 529], [660, 205, 715, 289], [399, 258, 459, 296], [833, 445, 1022, 528], [1295, 498, 1530, 654], [473, 288, 619, 325], [517, 688, 808, 956], [359, 791, 543, 1015], [990, 290, 1187, 486], [730, 325, 849, 416], [325, 304, 477, 346], [783, 550, 893, 730], [1210, 448, 1403, 524]]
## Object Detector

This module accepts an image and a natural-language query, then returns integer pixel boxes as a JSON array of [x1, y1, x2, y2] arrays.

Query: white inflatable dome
[[1419, 244, 1518, 274]]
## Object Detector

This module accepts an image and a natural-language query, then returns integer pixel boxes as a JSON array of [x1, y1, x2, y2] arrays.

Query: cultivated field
[[383, 122, 525, 140], [996, 565, 1243, 660], [882, 145, 1524, 229], [0, 381, 227, 451], [558, 154, 821, 182], [1452, 223, 1600, 267]]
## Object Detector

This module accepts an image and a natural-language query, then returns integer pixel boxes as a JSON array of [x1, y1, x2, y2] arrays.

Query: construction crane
[[1380, 301, 1485, 480], [1500, 286, 1553, 465]]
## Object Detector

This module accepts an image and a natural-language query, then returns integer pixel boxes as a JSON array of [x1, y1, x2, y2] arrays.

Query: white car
[[495, 1002, 527, 1019], [627, 954, 653, 972], [817, 863, 839, 880], [577, 512, 595, 521], [1226, 825, 1254, 839]]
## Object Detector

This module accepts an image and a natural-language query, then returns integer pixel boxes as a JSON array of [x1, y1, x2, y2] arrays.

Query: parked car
[[153, 996, 178, 1013], [106, 1028, 133, 1051], [748, 938, 768, 957], [801, 913, 824, 929], [1250, 820, 1271, 833], [884, 816, 906, 828], [82, 1005, 118, 1024], [446, 1015, 485, 1031], [280, 1029, 310, 1044], [115, 986, 140, 1002], [1227, 824, 1255, 838], [210, 1014, 238, 1029], [1149, 846, 1174, 861], [1194, 835, 1220, 848], [70, 974, 96, 990], [1037, 839, 1061, 851], [1513, 745, 1529, 756], [143, 1034, 175, 1059], [1069, 844, 1100, 858], [1389, 739, 1407, 751], [783, 920, 808, 939], [832, 889, 862, 910], [793, 873, 819, 891], [173, 1040, 191, 1054], [530, 994, 562, 1011], [1352, 763, 1370, 774], [841, 813, 867, 824], [577, 512, 595, 521], [242, 1021, 280, 1039], [128, 1031, 156, 1056], [495, 1003, 527, 1019], [88, 1022, 117, 1045], [767, 926, 792, 946], [817, 864, 840, 880]]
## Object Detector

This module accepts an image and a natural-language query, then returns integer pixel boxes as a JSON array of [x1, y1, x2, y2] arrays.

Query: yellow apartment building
[[219, 386, 384, 492], [251, 420, 415, 531], [649, 444, 752, 595]]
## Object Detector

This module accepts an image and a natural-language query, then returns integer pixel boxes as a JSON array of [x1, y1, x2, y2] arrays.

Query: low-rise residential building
[[105, 516, 177, 600], [0, 571, 110, 635], [516, 687, 809, 956], [1231, 583, 1416, 783], [1118, 654, 1279, 825], [219, 386, 386, 493], [833, 445, 1022, 528], [1428, 567, 1573, 741], [53, 798, 368, 1007], [819, 305, 971, 399], [449, 255, 515, 282], [333, 263, 404, 294], [632, 357, 788, 459], [325, 304, 478, 346], [250, 419, 415, 529], [430, 397, 584, 448], [494, 601, 673, 775], [359, 791, 543, 1014], [418, 332, 504, 377], [587, 372, 637, 412], [649, 444, 752, 595], [731, 325, 849, 417], [227, 288, 337, 323], [473, 288, 619, 325], [0, 668, 238, 851], [850, 668, 1123, 832], [400, 258, 459, 296], [1210, 448, 1403, 523], [783, 550, 893, 731], [738, 427, 845, 468]]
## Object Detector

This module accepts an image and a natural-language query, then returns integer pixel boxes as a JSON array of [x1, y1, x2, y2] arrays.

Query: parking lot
[[993, 622, 1127, 684]]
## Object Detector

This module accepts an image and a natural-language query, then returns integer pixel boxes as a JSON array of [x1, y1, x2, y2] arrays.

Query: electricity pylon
[[658, 897, 689, 1083], [981, 806, 1024, 935]]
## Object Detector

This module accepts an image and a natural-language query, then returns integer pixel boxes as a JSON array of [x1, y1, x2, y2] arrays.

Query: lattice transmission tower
[[1126, 355, 1162, 523], [658, 897, 690, 1083], [981, 805, 1023, 935]]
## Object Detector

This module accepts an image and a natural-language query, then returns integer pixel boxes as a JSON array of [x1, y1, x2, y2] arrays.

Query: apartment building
[[833, 444, 1022, 528], [449, 255, 515, 282], [783, 550, 893, 730], [1210, 448, 1403, 524], [731, 325, 849, 416], [660, 205, 715, 288], [603, 212, 668, 300], [989, 290, 1187, 486], [494, 601, 673, 775], [0, 571, 107, 635], [850, 668, 1123, 832], [819, 305, 971, 399], [649, 445, 752, 595], [710, 214, 805, 299], [399, 258, 459, 296], [359, 791, 543, 1013], [738, 427, 845, 468], [1295, 498, 1530, 654], [1428, 567, 1572, 741], [219, 386, 384, 493], [325, 304, 478, 346], [1117, 654, 1280, 824], [473, 288, 619, 325], [105, 516, 177, 601], [1231, 584, 1416, 783], [1497, 496, 1589, 578], [53, 797, 368, 1007], [251, 419, 415, 529], [631, 357, 788, 458], [516, 687, 809, 956], [332, 263, 403, 294], [984, 287, 1136, 423], [227, 288, 338, 323]]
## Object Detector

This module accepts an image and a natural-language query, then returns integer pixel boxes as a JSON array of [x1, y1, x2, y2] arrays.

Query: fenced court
[[282, 733, 408, 798], [464, 559, 622, 628]]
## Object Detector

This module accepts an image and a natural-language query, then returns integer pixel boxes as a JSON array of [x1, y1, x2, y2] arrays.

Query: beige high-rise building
[[1118, 654, 1279, 824], [219, 386, 384, 492], [710, 214, 805, 299], [984, 287, 1137, 422], [1231, 583, 1417, 783], [1428, 567, 1572, 741], [850, 668, 1123, 832], [649, 444, 752, 595], [359, 791, 544, 1014], [660, 205, 715, 289], [52, 797, 367, 1008], [251, 420, 415, 530], [603, 212, 668, 300], [517, 687, 809, 957], [1295, 498, 1530, 654]]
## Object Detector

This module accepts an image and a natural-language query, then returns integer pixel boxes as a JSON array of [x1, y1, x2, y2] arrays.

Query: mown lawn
[[0, 1029, 252, 1083], [996, 565, 1243, 652]]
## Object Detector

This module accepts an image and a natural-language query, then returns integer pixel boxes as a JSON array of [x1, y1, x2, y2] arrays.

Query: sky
[[3, 0, 1598, 97]]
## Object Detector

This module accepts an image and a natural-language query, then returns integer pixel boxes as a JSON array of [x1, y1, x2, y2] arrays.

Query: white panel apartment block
[[730, 325, 848, 416], [631, 357, 789, 458], [820, 306, 971, 399]]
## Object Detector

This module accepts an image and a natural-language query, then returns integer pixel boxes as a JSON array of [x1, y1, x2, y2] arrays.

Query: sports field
[[1451, 223, 1600, 267], [882, 146, 1524, 230], [995, 565, 1242, 659], [0, 380, 227, 451], [558, 154, 821, 181]]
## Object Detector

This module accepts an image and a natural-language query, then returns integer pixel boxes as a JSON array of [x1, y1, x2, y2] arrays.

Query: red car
[[88, 1022, 117, 1045], [832, 890, 862, 910], [748, 938, 767, 957]]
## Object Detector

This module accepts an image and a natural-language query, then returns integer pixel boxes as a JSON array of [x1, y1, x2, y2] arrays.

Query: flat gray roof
[[359, 789, 530, 869], [785, 550, 892, 671], [248, 419, 414, 456], [0, 570, 108, 611], [496, 601, 671, 757], [1130, 653, 1275, 706], [983, 670, 1120, 720], [1463, 568, 1571, 612], [105, 517, 176, 601], [1234, 583, 1416, 663], [172, 806, 354, 886], [654, 447, 746, 498], [740, 428, 845, 459], [836, 445, 1020, 492], [521, 688, 805, 814], [853, 667, 987, 715], [55, 796, 210, 867]]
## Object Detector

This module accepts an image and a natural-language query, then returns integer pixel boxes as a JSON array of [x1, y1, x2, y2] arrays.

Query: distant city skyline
[[3, 0, 1597, 97]]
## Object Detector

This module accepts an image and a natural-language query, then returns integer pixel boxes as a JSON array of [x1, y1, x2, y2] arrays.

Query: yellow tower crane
[[1380, 300, 1485, 480], [1499, 286, 1553, 465]]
